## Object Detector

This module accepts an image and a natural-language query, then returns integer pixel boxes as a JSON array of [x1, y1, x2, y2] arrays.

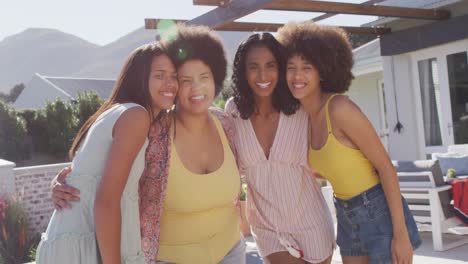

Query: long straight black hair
[[69, 43, 168, 159]]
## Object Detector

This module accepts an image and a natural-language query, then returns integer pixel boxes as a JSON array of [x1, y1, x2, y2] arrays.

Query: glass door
[[446, 51, 468, 144], [412, 40, 468, 156]]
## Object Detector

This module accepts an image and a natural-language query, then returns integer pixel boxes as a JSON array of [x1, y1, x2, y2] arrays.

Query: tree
[[41, 99, 78, 156], [0, 101, 28, 162], [74, 91, 104, 128], [0, 84, 25, 103]]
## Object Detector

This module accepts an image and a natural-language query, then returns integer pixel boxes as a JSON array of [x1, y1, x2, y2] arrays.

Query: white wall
[[382, 55, 424, 160], [348, 71, 384, 134]]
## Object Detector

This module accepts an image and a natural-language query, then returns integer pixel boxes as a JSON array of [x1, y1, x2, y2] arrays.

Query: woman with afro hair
[[277, 21, 421, 264]]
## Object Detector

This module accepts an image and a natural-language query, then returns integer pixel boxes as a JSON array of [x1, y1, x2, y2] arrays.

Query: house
[[13, 73, 115, 109], [347, 39, 386, 148], [349, 0, 468, 160]]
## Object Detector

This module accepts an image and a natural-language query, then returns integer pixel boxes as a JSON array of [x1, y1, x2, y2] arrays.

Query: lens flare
[[157, 19, 177, 42]]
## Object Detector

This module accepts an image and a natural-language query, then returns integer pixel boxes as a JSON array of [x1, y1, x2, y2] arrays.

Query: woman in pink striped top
[[225, 33, 335, 264]]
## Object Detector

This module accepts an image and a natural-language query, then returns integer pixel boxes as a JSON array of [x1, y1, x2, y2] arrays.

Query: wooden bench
[[393, 160, 468, 251]]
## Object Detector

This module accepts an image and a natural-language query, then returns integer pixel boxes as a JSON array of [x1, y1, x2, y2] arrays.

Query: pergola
[[145, 0, 451, 36]]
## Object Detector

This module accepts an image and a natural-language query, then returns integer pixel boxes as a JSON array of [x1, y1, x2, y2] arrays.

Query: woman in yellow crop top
[[277, 22, 421, 264]]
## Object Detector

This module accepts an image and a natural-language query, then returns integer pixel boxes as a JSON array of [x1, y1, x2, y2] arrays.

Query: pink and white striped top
[[226, 99, 335, 262]]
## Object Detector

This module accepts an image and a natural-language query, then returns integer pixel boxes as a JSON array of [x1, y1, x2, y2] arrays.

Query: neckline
[[171, 113, 226, 176], [248, 111, 282, 161]]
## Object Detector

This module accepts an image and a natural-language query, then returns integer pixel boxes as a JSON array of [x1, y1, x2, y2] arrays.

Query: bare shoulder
[[328, 94, 363, 121], [114, 106, 150, 134]]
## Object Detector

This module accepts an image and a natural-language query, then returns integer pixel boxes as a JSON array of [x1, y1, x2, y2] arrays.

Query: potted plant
[[239, 182, 251, 236]]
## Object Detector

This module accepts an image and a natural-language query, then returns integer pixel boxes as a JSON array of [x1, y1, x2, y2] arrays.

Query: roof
[[42, 75, 115, 100], [13, 73, 115, 109]]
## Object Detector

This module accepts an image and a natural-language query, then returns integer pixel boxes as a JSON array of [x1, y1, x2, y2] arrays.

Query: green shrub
[[0, 196, 40, 264], [42, 99, 78, 157], [74, 91, 104, 128], [239, 183, 247, 201], [18, 109, 48, 155], [0, 101, 29, 162]]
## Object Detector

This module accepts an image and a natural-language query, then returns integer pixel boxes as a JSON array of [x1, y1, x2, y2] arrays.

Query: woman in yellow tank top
[[277, 22, 421, 264], [48, 25, 245, 264]]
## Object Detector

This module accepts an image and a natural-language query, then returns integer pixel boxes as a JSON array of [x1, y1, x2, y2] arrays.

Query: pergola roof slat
[[187, 0, 274, 28], [312, 0, 386, 22], [145, 18, 390, 35], [194, 0, 451, 20]]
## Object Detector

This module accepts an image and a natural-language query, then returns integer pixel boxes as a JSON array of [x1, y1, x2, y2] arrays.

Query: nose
[[291, 69, 302, 81], [165, 76, 176, 90], [259, 68, 267, 81]]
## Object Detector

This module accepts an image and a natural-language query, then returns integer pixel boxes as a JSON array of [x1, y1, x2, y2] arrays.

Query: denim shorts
[[334, 184, 422, 264]]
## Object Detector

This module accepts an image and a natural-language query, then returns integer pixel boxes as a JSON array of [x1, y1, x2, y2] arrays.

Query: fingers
[[53, 184, 80, 197], [53, 188, 80, 201], [57, 166, 72, 183], [52, 197, 71, 210]]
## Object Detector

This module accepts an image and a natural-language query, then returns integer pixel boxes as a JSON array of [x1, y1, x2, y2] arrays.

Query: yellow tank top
[[308, 94, 379, 199], [157, 115, 241, 264]]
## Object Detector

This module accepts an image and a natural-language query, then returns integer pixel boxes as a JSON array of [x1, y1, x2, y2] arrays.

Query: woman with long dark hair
[[49, 24, 245, 264], [226, 33, 335, 264], [36, 42, 178, 264]]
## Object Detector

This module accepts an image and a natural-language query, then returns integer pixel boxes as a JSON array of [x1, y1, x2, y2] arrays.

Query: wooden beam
[[187, 0, 274, 28], [145, 18, 391, 35], [195, 0, 451, 20], [312, 0, 386, 22]]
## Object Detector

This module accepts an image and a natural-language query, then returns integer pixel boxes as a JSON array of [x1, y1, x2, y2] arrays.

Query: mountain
[[0, 27, 251, 93], [0, 28, 99, 93]]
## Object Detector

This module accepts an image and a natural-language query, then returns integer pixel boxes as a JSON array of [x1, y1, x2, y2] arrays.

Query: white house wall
[[14, 75, 70, 109], [348, 71, 383, 134], [382, 55, 424, 161]]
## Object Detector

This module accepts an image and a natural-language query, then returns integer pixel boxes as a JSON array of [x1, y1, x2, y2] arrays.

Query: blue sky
[[0, 0, 377, 45]]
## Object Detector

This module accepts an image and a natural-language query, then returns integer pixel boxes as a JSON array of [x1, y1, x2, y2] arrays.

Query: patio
[[245, 232, 468, 264]]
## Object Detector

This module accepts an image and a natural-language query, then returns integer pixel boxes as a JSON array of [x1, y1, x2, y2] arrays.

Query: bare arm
[[331, 96, 412, 263], [94, 107, 150, 264]]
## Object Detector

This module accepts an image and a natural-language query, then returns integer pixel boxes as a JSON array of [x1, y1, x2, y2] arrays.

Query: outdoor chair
[[393, 160, 468, 251]]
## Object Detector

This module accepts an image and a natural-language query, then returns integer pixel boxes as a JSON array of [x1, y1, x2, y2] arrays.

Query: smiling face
[[245, 45, 279, 100], [176, 59, 215, 115], [286, 54, 322, 101], [148, 54, 178, 113]]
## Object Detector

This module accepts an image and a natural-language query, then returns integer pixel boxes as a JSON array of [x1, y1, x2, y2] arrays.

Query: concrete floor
[[246, 232, 468, 264]]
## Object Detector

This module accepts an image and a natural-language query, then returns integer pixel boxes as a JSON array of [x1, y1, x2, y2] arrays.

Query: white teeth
[[191, 95, 205, 101], [161, 92, 174, 97], [256, 82, 271, 89], [293, 83, 306, 89]]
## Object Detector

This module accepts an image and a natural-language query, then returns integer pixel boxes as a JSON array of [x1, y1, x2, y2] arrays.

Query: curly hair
[[276, 21, 354, 93], [231, 32, 300, 119], [166, 24, 227, 97]]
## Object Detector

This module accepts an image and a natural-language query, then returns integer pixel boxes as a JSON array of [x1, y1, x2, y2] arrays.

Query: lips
[[256, 82, 272, 89], [190, 95, 206, 102], [291, 82, 306, 90], [160, 91, 175, 97]]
